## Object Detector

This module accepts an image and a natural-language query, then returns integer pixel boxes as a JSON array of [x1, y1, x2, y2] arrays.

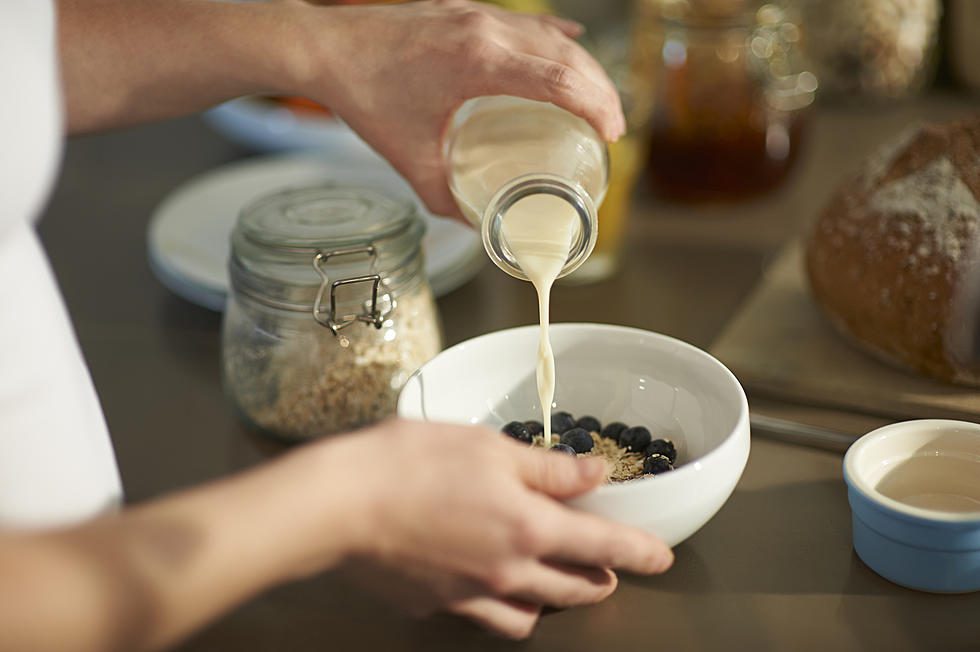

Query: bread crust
[[805, 116, 980, 386]]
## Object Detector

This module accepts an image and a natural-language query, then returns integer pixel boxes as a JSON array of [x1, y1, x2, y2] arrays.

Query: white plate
[[147, 154, 484, 311]]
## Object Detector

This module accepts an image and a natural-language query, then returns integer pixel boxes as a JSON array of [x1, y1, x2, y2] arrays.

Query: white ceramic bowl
[[397, 323, 750, 547]]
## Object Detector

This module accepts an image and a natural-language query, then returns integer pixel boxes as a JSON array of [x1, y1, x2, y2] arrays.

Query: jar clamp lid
[[229, 184, 426, 335]]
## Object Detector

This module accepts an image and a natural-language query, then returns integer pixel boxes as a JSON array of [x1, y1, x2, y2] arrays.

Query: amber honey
[[632, 0, 814, 203], [645, 109, 805, 202]]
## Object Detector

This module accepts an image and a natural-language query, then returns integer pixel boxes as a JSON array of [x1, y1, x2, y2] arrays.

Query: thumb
[[515, 447, 608, 499], [403, 164, 465, 221]]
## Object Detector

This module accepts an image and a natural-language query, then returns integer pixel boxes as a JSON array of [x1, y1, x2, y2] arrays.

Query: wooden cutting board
[[710, 243, 980, 421]]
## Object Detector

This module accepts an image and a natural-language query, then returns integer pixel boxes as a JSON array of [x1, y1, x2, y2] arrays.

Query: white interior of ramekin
[[844, 420, 980, 523]]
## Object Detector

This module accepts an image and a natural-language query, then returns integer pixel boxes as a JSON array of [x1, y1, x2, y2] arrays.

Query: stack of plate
[[148, 154, 484, 311]]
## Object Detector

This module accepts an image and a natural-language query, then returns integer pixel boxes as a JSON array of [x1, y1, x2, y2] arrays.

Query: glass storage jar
[[446, 96, 609, 281], [800, 0, 940, 101], [633, 0, 817, 201], [222, 184, 442, 441]]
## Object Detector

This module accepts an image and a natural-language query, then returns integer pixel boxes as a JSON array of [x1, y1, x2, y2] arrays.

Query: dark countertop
[[40, 94, 980, 651]]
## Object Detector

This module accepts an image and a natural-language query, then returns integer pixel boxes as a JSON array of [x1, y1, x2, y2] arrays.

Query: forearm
[[58, 0, 312, 133], [0, 441, 358, 652]]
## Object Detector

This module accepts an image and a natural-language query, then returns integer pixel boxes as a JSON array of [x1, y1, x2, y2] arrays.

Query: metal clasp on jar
[[311, 245, 394, 336]]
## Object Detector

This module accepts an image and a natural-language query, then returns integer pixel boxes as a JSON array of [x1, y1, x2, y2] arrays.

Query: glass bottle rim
[[482, 174, 599, 282]]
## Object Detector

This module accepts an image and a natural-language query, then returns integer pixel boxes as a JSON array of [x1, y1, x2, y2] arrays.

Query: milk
[[449, 97, 607, 228], [500, 194, 580, 444], [448, 97, 607, 447]]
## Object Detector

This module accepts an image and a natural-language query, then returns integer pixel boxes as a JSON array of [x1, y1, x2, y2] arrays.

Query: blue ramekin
[[843, 419, 980, 593]]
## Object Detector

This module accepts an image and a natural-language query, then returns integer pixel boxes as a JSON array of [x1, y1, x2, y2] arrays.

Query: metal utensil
[[750, 413, 857, 453]]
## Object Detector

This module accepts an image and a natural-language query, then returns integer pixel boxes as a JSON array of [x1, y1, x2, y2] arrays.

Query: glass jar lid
[[229, 184, 426, 329], [239, 184, 418, 251]]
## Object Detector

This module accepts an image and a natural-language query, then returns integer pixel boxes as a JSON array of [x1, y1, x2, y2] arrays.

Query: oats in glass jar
[[222, 184, 443, 441]]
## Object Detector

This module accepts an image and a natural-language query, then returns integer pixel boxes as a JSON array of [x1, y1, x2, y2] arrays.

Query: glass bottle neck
[[481, 174, 598, 282]]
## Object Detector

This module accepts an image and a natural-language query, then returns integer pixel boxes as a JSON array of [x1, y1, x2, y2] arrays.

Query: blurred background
[[25, 1, 980, 646], [42, 9, 980, 640], [206, 0, 976, 283]]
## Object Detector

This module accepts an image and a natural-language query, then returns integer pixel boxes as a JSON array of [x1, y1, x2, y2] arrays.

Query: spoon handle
[[750, 414, 857, 453]]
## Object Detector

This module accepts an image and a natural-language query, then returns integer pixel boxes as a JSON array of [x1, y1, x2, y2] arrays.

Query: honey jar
[[633, 0, 817, 201]]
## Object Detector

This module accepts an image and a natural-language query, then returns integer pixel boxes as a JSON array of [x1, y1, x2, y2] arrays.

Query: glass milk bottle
[[446, 96, 609, 280]]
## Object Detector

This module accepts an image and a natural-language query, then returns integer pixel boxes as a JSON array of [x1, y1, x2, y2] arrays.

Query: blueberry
[[524, 420, 544, 437], [550, 411, 576, 435], [551, 443, 578, 456], [620, 426, 652, 452], [559, 427, 594, 454], [501, 421, 532, 443], [645, 438, 677, 464], [576, 415, 602, 433], [600, 421, 628, 442], [643, 453, 674, 475]]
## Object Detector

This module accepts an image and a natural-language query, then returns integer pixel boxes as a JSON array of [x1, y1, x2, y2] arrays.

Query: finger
[[345, 115, 465, 221], [387, 153, 465, 221], [512, 445, 608, 498], [537, 40, 624, 138], [446, 596, 541, 640], [478, 52, 623, 141], [550, 40, 624, 134], [504, 561, 617, 608], [503, 25, 617, 103], [489, 22, 624, 137], [527, 496, 674, 575], [411, 172, 466, 221], [538, 14, 585, 38]]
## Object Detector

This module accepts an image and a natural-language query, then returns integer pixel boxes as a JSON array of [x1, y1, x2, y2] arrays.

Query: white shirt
[[0, 0, 122, 527]]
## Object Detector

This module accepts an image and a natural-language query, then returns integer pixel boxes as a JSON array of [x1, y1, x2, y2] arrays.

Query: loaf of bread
[[805, 116, 980, 386]]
